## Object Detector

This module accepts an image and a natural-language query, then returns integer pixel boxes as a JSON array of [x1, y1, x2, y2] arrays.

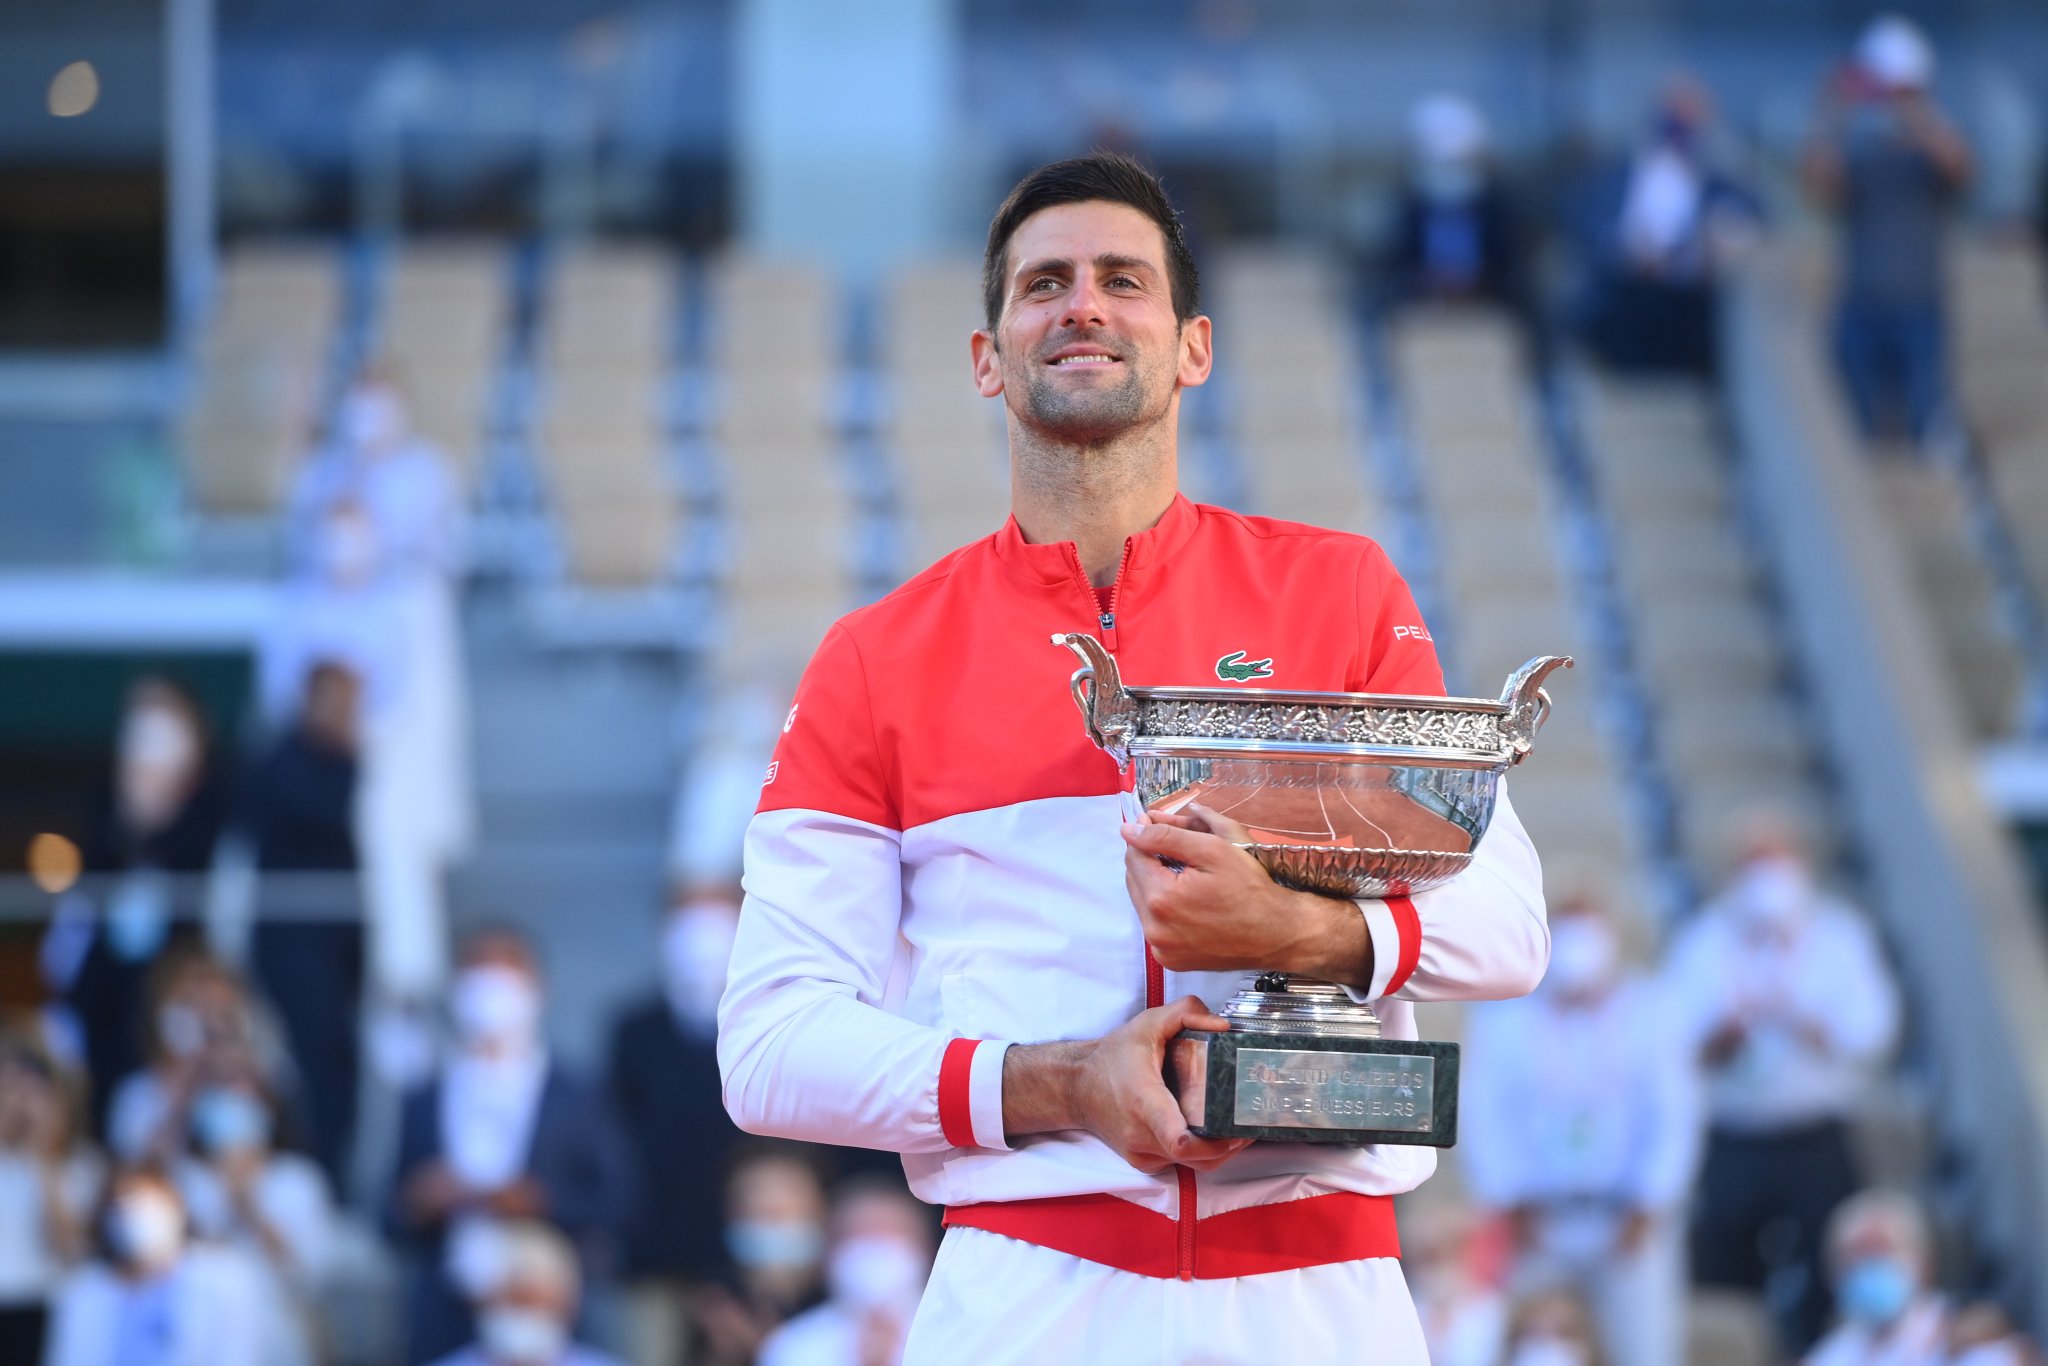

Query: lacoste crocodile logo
[[1215, 651, 1275, 682]]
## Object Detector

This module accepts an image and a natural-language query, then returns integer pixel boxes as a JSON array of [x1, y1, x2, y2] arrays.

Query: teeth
[[1055, 355, 1116, 366]]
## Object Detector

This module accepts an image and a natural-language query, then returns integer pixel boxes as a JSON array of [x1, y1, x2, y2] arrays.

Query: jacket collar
[[991, 491, 1201, 592]]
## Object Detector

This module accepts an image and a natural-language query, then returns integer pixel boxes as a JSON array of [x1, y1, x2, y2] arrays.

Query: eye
[[1108, 274, 1140, 289], [1026, 276, 1061, 294]]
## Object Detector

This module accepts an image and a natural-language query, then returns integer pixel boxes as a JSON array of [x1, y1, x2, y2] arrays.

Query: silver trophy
[[1055, 633, 1569, 1147]]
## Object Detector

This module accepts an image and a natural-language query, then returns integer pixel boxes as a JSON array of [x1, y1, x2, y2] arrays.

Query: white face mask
[[339, 387, 407, 451], [827, 1235, 928, 1310], [118, 706, 199, 829], [478, 1305, 568, 1364], [111, 1191, 185, 1270], [1546, 918, 1618, 996], [1730, 856, 1814, 929], [451, 966, 542, 1051], [1507, 1336, 1593, 1366], [661, 905, 737, 1031]]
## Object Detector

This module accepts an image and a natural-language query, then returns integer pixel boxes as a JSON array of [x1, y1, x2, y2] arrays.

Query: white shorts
[[903, 1225, 1429, 1366]]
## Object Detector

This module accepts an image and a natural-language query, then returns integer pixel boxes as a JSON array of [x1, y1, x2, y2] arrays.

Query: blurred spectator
[[289, 365, 463, 581], [1805, 1190, 1946, 1366], [0, 1029, 101, 1362], [1573, 76, 1763, 375], [693, 1144, 829, 1366], [43, 1164, 268, 1366], [105, 950, 285, 1167], [47, 678, 227, 1133], [1404, 1203, 1509, 1366], [1498, 1288, 1607, 1366], [1667, 818, 1902, 1352], [669, 681, 792, 897], [1463, 887, 1701, 1366], [1804, 15, 1973, 446], [173, 1076, 335, 1366], [426, 1220, 627, 1366], [1945, 1302, 2040, 1366], [757, 1176, 933, 1366], [606, 897, 745, 1366], [1380, 95, 1536, 328], [389, 927, 634, 1365], [244, 659, 365, 1186]]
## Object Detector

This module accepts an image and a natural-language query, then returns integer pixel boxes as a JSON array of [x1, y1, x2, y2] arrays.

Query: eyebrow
[[1013, 253, 1160, 283]]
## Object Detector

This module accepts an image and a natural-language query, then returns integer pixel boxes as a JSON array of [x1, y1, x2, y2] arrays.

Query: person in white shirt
[[389, 928, 633, 1365], [1666, 817, 1902, 1353], [43, 1165, 270, 1366], [1806, 1189, 1947, 1366], [173, 1079, 335, 1366], [426, 1219, 626, 1366], [0, 1032, 100, 1363], [759, 1177, 935, 1366], [1462, 886, 1702, 1366]]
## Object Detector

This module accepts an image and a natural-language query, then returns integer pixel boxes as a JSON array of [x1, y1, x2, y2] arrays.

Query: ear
[[971, 329, 1005, 398], [1176, 314, 1214, 389]]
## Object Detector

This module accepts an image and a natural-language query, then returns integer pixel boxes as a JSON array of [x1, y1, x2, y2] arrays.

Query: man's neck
[[1007, 416, 1180, 587]]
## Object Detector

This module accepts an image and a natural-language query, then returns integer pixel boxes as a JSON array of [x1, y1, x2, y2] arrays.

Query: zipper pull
[[1099, 610, 1115, 632]]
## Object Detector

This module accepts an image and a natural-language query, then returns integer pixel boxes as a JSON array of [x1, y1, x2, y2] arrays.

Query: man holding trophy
[[718, 152, 1553, 1363]]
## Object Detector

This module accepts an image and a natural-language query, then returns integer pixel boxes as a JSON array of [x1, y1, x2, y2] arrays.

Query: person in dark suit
[[245, 660, 365, 1188], [387, 927, 634, 1366], [607, 897, 747, 1366]]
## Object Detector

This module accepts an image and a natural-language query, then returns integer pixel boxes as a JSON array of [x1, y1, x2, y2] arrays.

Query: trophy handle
[[1498, 655, 1574, 765], [1052, 633, 1138, 771]]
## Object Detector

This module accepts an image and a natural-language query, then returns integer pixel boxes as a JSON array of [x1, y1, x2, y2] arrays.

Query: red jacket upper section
[[760, 494, 1446, 834]]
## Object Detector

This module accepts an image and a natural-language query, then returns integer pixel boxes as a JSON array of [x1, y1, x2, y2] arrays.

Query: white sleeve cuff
[[1339, 899, 1403, 1004], [968, 1040, 1013, 1151]]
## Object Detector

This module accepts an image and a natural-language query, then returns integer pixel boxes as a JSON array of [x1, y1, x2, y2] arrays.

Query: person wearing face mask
[[605, 895, 748, 1366], [1461, 886, 1701, 1366], [1806, 1190, 1947, 1366], [1666, 815, 1902, 1354], [427, 1220, 627, 1366], [172, 1079, 335, 1366], [44, 1165, 267, 1366], [1803, 15, 1973, 447], [103, 951, 288, 1168], [1570, 74, 1762, 378], [693, 1146, 831, 1366], [51, 678, 228, 1138], [388, 927, 635, 1366], [1499, 1290, 1607, 1366], [0, 1032, 101, 1363], [1378, 94, 1537, 337], [289, 365, 463, 582], [758, 1178, 935, 1366]]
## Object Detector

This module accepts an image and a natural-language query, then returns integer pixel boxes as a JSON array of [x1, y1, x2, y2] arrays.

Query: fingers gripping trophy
[[1057, 632, 1571, 1146]]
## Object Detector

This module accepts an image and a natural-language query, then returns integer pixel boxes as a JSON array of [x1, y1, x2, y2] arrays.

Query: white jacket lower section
[[718, 785, 1548, 1218]]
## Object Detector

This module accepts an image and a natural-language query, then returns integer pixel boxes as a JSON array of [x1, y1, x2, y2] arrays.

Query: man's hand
[[1122, 806, 1372, 984], [1003, 997, 1252, 1175]]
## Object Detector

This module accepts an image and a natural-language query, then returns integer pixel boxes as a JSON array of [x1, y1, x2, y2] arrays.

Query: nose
[[1061, 275, 1110, 330]]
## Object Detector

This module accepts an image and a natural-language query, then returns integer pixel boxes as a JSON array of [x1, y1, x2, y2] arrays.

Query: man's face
[[973, 200, 1210, 445]]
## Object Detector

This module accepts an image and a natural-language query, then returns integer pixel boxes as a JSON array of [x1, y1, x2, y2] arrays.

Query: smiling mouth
[[1049, 354, 1120, 367]]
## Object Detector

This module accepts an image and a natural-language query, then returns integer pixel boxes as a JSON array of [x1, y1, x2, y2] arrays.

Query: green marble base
[[1168, 1031, 1459, 1147]]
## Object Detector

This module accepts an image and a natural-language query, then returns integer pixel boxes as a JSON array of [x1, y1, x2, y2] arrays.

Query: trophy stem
[[1218, 973, 1383, 1039]]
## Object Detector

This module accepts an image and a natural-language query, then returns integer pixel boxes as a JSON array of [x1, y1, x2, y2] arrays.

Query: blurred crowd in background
[[3, 6, 2048, 1366]]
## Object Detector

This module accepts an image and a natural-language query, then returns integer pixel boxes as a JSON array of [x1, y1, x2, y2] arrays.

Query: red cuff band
[[937, 1038, 980, 1148], [1385, 894, 1422, 996]]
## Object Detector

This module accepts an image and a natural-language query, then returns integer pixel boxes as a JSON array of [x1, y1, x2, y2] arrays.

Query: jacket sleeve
[[1346, 541, 1550, 1004], [717, 623, 1011, 1155]]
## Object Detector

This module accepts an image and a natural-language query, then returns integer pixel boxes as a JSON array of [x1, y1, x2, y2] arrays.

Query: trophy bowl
[[1054, 633, 1571, 900], [1053, 633, 1571, 1146]]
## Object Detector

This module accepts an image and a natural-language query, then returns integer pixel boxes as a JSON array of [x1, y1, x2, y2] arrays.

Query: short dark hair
[[981, 151, 1200, 332]]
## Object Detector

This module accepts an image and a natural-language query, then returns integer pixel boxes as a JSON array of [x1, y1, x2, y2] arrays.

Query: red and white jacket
[[718, 494, 1549, 1279]]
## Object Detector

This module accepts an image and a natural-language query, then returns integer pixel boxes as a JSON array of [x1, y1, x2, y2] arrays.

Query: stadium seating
[[375, 239, 508, 492]]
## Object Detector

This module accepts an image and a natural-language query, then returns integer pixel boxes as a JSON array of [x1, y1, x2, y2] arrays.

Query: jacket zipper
[[1080, 536, 1192, 1275]]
